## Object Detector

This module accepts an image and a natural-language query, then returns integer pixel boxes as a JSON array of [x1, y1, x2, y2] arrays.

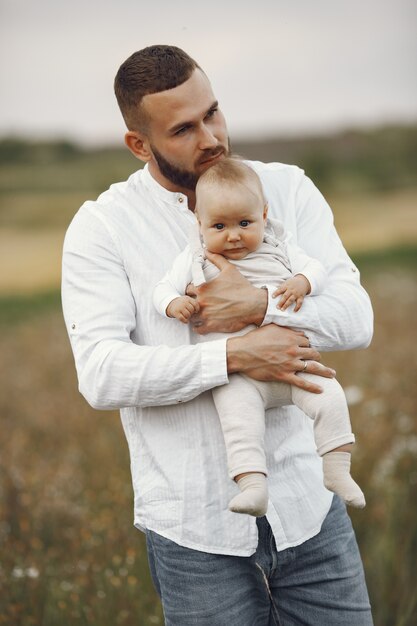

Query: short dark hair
[[114, 45, 201, 131]]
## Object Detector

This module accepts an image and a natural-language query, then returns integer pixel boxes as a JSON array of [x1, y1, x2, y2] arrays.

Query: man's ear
[[124, 131, 152, 162]]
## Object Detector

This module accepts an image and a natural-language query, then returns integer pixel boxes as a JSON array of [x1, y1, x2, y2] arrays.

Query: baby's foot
[[229, 473, 268, 517], [322, 451, 366, 508]]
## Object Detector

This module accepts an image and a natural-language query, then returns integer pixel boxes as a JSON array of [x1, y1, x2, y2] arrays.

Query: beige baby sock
[[228, 473, 268, 517], [322, 451, 366, 508]]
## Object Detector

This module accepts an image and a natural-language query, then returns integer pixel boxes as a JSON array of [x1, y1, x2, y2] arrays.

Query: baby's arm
[[266, 222, 327, 312], [273, 274, 311, 312], [167, 296, 200, 323], [153, 246, 195, 318]]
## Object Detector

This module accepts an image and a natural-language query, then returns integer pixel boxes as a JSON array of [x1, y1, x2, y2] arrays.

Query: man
[[62, 45, 373, 624]]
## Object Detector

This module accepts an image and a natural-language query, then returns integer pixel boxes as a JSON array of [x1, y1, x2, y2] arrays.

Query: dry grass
[[329, 188, 417, 252], [0, 229, 64, 294], [0, 258, 416, 625], [0, 311, 163, 626]]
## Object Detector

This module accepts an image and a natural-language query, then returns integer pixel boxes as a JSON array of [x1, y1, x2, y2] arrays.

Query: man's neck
[[148, 162, 196, 211]]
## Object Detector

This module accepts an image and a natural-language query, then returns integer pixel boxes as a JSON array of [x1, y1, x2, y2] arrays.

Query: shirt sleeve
[[152, 247, 194, 317], [283, 231, 327, 295], [62, 207, 228, 411], [262, 174, 373, 351]]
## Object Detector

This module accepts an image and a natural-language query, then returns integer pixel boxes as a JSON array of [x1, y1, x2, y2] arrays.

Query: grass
[[0, 253, 416, 625], [0, 290, 62, 327]]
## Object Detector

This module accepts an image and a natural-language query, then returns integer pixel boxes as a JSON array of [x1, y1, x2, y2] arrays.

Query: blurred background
[[1, 1, 416, 624]]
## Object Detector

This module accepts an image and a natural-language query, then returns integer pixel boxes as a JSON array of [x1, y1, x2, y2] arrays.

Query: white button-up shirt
[[62, 161, 373, 555]]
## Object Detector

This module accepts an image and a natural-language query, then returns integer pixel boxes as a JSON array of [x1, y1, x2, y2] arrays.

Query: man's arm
[[261, 174, 373, 351], [62, 207, 229, 410]]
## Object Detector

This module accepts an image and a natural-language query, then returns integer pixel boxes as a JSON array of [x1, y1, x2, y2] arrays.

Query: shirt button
[[351, 267, 357, 272], [71, 323, 76, 329], [178, 197, 184, 203]]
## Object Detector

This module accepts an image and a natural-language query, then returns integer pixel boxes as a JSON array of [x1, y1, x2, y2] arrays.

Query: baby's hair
[[196, 157, 266, 206]]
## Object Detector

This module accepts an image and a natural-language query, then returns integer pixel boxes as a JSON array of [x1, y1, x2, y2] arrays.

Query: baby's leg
[[212, 374, 268, 516], [291, 373, 365, 508]]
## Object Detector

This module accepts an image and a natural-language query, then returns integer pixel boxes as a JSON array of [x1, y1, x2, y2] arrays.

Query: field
[[0, 135, 416, 625]]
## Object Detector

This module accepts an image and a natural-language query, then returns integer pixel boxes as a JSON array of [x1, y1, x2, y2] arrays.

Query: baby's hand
[[166, 296, 200, 323], [272, 274, 311, 312]]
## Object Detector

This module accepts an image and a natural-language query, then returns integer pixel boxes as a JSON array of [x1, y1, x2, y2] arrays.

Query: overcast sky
[[1, 0, 416, 145]]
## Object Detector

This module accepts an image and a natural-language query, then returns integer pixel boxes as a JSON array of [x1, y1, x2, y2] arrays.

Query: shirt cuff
[[200, 338, 229, 388], [260, 284, 290, 326]]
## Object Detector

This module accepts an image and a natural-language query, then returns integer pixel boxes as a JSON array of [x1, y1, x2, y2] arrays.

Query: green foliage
[[0, 138, 81, 165], [234, 123, 417, 193], [352, 245, 417, 272], [0, 141, 140, 196], [1, 123, 417, 196], [0, 290, 61, 327]]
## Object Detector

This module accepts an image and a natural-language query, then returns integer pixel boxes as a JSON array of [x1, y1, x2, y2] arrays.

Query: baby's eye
[[240, 220, 250, 227], [214, 224, 224, 230]]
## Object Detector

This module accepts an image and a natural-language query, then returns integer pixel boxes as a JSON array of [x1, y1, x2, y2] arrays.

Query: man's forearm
[[245, 285, 268, 327], [261, 281, 373, 351], [226, 325, 336, 394]]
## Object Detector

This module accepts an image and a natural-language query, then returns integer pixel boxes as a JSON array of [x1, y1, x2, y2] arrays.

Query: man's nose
[[198, 123, 218, 150]]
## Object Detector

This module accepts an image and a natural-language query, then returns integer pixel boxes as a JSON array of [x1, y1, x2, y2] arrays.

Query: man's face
[[141, 69, 230, 191]]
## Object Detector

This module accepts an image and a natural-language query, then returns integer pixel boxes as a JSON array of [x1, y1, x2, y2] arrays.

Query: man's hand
[[187, 252, 267, 334], [227, 324, 336, 393]]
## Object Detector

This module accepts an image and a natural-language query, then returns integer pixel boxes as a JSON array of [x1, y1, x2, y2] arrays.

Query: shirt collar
[[141, 163, 189, 210]]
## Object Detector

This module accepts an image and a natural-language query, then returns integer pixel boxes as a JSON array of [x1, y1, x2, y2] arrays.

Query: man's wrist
[[251, 286, 268, 327], [226, 336, 242, 374]]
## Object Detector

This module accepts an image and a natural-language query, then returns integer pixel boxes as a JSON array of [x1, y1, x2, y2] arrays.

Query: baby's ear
[[263, 202, 269, 221]]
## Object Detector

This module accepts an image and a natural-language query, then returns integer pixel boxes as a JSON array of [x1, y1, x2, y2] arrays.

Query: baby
[[153, 158, 365, 517]]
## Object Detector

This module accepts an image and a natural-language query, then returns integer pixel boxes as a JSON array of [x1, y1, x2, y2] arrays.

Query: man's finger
[[296, 346, 321, 361], [204, 251, 233, 271], [286, 373, 323, 394], [301, 360, 336, 378]]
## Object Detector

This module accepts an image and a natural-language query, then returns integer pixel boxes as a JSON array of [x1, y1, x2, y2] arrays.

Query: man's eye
[[175, 127, 188, 136], [240, 220, 250, 227], [206, 107, 218, 119], [214, 224, 224, 230]]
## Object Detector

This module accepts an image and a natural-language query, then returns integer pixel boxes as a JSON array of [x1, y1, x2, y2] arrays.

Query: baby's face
[[197, 181, 267, 260]]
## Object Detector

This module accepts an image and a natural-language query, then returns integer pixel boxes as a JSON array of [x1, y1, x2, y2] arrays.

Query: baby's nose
[[228, 229, 240, 241]]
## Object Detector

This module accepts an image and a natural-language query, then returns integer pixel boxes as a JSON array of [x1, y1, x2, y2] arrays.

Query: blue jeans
[[145, 496, 373, 625]]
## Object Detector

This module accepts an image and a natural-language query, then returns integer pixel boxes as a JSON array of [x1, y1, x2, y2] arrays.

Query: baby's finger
[[178, 313, 189, 323], [279, 293, 296, 310], [294, 296, 304, 312], [184, 302, 195, 315], [277, 293, 290, 309], [272, 286, 286, 298]]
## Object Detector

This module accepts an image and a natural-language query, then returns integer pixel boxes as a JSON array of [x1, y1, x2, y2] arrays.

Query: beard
[[151, 139, 231, 191]]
